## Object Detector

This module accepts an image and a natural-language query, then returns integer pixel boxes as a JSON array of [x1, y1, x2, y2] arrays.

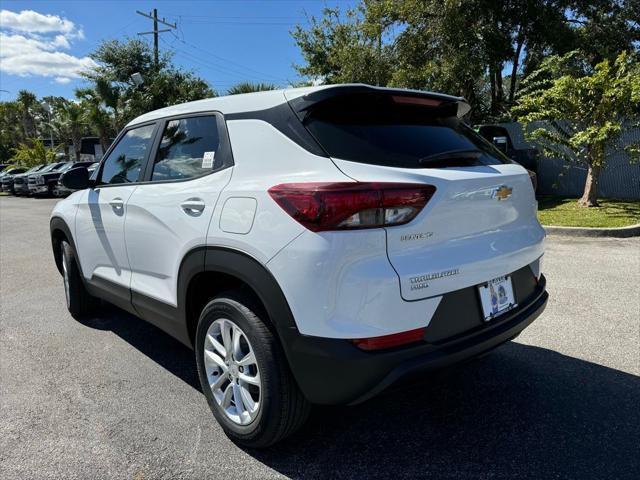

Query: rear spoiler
[[286, 84, 471, 121]]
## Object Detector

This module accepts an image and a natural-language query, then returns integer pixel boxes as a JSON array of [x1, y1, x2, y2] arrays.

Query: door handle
[[181, 198, 205, 216], [109, 197, 124, 209]]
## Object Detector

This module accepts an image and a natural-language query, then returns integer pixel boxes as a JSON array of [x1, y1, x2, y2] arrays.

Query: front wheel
[[195, 292, 310, 448], [61, 241, 97, 318]]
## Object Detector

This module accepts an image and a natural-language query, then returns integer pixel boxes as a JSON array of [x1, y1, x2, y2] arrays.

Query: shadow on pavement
[[80, 306, 640, 479], [78, 305, 201, 392]]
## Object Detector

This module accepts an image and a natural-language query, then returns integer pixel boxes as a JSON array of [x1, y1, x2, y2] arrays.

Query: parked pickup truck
[[28, 162, 69, 196], [52, 162, 97, 197], [477, 124, 539, 173], [12, 165, 46, 195], [1, 167, 28, 193]]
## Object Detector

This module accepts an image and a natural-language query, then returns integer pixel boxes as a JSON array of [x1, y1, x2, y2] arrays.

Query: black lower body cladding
[[280, 274, 547, 406]]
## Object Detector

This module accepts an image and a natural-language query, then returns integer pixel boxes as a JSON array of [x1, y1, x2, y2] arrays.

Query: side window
[[151, 115, 221, 181], [99, 124, 155, 185]]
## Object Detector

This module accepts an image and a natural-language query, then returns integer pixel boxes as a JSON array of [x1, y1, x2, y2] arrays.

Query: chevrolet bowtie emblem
[[494, 186, 513, 200]]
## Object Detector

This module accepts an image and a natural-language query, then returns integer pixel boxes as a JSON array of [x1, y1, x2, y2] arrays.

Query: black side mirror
[[61, 167, 92, 190]]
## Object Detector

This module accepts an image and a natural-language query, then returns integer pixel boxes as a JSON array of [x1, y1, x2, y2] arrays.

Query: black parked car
[[28, 162, 69, 196], [12, 164, 46, 195], [1, 167, 28, 193], [52, 162, 97, 197]]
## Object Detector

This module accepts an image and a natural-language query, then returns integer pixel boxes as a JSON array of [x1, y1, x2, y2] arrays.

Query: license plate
[[478, 275, 517, 321]]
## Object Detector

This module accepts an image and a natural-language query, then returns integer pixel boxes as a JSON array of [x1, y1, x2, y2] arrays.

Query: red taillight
[[268, 182, 436, 232], [352, 327, 426, 351]]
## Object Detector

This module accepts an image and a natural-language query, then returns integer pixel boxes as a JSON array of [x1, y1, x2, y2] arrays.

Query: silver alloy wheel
[[204, 318, 261, 425], [61, 247, 70, 308]]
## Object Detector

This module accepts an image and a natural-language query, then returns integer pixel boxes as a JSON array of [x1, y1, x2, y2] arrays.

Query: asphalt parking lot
[[1, 195, 638, 479]]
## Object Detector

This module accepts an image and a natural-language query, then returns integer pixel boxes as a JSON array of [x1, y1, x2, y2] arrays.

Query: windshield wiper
[[417, 149, 483, 165]]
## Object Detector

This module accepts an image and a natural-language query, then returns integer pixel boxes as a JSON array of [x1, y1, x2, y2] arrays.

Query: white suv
[[51, 84, 547, 447]]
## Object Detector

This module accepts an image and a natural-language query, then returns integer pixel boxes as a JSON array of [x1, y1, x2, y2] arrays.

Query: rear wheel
[[195, 292, 310, 447], [61, 241, 97, 318]]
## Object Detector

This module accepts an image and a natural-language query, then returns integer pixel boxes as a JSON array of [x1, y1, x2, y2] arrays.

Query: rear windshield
[[303, 94, 512, 169]]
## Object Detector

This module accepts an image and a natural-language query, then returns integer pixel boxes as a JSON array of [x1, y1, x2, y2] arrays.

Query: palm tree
[[75, 87, 116, 154], [94, 78, 121, 127], [59, 102, 86, 161], [226, 82, 279, 95], [16, 90, 38, 138]]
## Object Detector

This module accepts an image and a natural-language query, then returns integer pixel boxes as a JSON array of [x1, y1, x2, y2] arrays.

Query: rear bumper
[[281, 275, 547, 405]]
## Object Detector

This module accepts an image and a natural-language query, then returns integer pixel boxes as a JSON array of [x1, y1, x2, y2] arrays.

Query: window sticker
[[202, 151, 215, 168]]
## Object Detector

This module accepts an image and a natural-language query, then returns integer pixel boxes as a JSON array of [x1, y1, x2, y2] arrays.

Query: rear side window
[[100, 124, 155, 184], [151, 116, 221, 181], [303, 94, 511, 168]]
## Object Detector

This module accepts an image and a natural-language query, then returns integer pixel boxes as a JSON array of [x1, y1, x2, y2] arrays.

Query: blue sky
[[0, 0, 357, 101]]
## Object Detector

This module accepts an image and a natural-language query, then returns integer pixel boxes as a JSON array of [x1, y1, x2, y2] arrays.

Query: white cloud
[[0, 9, 95, 82], [52, 34, 70, 49], [0, 9, 75, 35]]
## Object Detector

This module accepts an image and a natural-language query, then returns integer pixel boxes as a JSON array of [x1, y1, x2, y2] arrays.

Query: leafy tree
[[384, 0, 494, 119], [58, 101, 87, 161], [122, 69, 213, 121], [11, 138, 59, 167], [16, 90, 40, 138], [226, 82, 279, 95], [75, 88, 116, 154], [568, 0, 640, 65], [0, 101, 22, 162], [40, 96, 74, 159], [292, 0, 638, 122], [292, 4, 394, 86], [512, 51, 640, 207], [81, 38, 215, 127]]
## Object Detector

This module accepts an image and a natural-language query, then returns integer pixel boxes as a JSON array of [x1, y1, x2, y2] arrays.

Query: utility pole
[[42, 101, 54, 153], [136, 9, 176, 68]]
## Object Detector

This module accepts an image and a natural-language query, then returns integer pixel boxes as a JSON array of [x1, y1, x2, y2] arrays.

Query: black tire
[[195, 291, 310, 448], [61, 240, 97, 318]]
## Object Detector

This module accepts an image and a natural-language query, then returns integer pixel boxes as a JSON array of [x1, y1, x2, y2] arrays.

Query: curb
[[544, 223, 640, 238]]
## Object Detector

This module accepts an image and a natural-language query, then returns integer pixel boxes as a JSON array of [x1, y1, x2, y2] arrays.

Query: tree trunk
[[509, 29, 525, 104], [579, 163, 600, 207], [489, 66, 497, 115], [71, 132, 82, 161], [98, 131, 110, 158], [495, 63, 504, 105], [461, 77, 478, 122]]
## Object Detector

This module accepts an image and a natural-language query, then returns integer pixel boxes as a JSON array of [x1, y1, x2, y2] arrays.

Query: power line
[[143, 7, 297, 89], [166, 15, 306, 20], [136, 9, 177, 67], [179, 21, 302, 25], [159, 36, 283, 85], [168, 29, 288, 83]]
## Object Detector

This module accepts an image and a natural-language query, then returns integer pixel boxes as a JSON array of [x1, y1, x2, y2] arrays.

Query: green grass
[[537, 197, 640, 228]]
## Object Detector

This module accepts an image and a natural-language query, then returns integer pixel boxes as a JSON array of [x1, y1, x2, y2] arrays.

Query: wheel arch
[[50, 216, 77, 276], [179, 246, 299, 348]]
